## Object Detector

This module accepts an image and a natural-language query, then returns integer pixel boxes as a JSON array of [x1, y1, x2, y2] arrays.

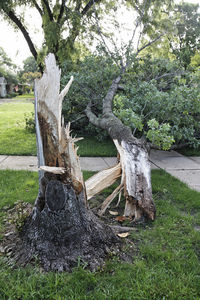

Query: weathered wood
[[114, 139, 155, 221], [98, 183, 123, 216]]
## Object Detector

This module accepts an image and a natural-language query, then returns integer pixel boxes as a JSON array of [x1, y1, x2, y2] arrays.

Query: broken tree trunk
[[85, 76, 156, 221], [13, 54, 118, 272]]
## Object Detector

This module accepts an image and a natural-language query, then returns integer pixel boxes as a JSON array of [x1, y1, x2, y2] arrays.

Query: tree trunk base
[[12, 180, 119, 272]]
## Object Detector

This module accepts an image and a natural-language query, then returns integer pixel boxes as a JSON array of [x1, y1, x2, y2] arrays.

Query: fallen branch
[[85, 163, 121, 200]]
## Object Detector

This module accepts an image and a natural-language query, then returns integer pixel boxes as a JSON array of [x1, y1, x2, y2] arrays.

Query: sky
[[0, 0, 199, 69]]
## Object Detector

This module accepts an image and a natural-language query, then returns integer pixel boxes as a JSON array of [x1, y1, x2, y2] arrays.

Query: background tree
[[144, 2, 200, 68], [17, 56, 41, 92], [170, 2, 200, 69], [0, 46, 17, 85], [22, 56, 38, 73]]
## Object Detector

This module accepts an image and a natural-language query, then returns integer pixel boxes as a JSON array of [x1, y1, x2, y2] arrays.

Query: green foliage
[[24, 112, 35, 133], [170, 2, 200, 68], [0, 47, 15, 68], [115, 57, 200, 148], [62, 54, 118, 137], [7, 200, 30, 231], [0, 0, 117, 68], [22, 56, 38, 73], [0, 46, 17, 84], [65, 52, 200, 149], [190, 50, 200, 69], [146, 119, 175, 150], [6, 92, 18, 98], [114, 96, 143, 132]]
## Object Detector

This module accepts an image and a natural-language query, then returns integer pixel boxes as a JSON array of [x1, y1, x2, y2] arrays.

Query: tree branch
[[81, 0, 102, 16], [5, 10, 42, 71], [41, 0, 53, 21], [57, 0, 65, 24], [102, 76, 121, 115], [136, 35, 163, 56], [32, 0, 43, 16], [85, 102, 102, 127]]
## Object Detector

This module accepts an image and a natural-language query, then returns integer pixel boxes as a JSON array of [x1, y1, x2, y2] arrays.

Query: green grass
[[0, 101, 117, 157], [77, 136, 117, 157], [0, 101, 37, 155], [0, 169, 200, 299], [16, 93, 34, 99]]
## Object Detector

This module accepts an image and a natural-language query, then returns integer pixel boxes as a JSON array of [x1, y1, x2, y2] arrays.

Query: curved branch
[[5, 10, 41, 67], [102, 76, 121, 115], [85, 102, 102, 127]]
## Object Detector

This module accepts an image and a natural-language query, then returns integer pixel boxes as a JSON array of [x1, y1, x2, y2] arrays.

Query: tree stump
[[12, 54, 119, 271]]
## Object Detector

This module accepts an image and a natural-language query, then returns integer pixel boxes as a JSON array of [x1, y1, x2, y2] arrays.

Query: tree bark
[[13, 54, 119, 272], [85, 82, 156, 222]]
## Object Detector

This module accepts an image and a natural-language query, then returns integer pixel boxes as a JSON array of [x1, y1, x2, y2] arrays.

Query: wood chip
[[109, 210, 119, 216], [117, 232, 130, 238], [39, 166, 66, 174]]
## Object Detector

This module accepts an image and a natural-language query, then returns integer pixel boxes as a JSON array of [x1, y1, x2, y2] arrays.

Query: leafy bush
[[24, 112, 35, 133], [7, 92, 18, 98]]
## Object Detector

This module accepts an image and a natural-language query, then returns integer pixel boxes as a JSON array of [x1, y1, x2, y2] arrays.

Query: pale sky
[[0, 0, 199, 69]]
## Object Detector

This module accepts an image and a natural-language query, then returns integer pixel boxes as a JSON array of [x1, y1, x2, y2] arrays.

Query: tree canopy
[[0, 0, 118, 69], [170, 2, 200, 68], [62, 52, 200, 149]]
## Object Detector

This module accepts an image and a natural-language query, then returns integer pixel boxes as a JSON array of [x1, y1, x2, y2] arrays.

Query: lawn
[[0, 101, 36, 155], [16, 93, 34, 99], [0, 100, 117, 157], [0, 169, 200, 299]]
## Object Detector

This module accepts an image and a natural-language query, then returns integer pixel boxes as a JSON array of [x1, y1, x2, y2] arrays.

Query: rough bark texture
[[85, 79, 156, 221], [15, 179, 117, 271], [114, 139, 155, 221], [12, 54, 119, 271]]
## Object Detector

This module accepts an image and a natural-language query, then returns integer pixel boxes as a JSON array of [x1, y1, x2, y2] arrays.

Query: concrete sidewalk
[[0, 150, 200, 192]]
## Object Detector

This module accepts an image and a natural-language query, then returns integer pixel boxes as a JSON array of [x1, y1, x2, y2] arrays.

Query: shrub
[[24, 112, 35, 133]]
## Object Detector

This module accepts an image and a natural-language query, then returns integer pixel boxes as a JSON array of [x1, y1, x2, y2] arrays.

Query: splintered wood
[[85, 163, 121, 200], [114, 139, 155, 221], [35, 54, 84, 195]]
